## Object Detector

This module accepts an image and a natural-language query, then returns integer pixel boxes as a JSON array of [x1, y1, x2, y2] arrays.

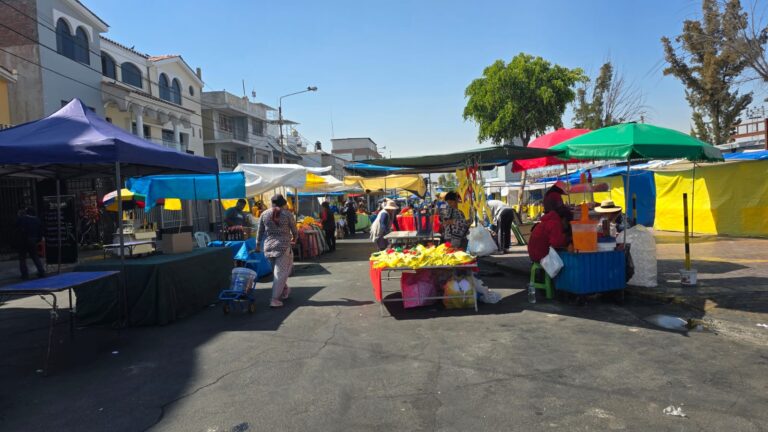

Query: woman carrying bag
[[255, 194, 299, 308]]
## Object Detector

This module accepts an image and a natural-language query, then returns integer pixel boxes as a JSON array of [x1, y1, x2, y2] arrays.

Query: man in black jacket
[[343, 197, 357, 237]]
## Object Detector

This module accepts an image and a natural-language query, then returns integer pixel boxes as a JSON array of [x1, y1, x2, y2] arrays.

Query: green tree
[[463, 53, 585, 146], [662, 0, 753, 145], [573, 62, 647, 129], [437, 173, 457, 189]]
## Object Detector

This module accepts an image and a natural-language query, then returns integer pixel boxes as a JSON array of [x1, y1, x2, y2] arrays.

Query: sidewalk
[[481, 232, 768, 344]]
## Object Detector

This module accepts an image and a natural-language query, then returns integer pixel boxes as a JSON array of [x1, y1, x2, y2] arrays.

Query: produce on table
[[370, 243, 476, 269]]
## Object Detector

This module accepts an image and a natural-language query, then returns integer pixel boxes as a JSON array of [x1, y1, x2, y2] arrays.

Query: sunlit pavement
[[1, 235, 767, 431]]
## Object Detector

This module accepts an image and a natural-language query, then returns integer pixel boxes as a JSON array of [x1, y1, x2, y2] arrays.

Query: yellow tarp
[[221, 199, 250, 211], [653, 160, 768, 236], [163, 198, 182, 211], [344, 174, 426, 197], [592, 176, 625, 208], [306, 172, 325, 185]]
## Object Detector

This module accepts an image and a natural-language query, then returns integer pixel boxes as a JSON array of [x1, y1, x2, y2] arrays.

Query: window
[[55, 19, 75, 60], [101, 51, 116, 78], [121, 63, 142, 88], [218, 113, 232, 132], [162, 129, 175, 144], [171, 78, 181, 104], [220, 150, 238, 168], [188, 85, 195, 96], [74, 27, 89, 64], [159, 73, 170, 101], [251, 118, 265, 136]]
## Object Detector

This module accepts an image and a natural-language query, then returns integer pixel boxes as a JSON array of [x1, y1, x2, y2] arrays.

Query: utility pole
[[278, 86, 317, 163]]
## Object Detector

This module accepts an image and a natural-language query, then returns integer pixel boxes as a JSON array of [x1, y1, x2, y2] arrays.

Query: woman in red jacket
[[527, 197, 571, 262]]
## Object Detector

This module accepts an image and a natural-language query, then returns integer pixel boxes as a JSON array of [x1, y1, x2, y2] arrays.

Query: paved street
[[1, 237, 767, 432]]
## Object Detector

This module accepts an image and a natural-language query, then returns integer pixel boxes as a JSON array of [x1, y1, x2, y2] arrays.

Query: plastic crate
[[554, 251, 625, 294]]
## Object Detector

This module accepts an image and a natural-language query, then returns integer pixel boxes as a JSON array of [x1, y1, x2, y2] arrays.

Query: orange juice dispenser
[[571, 203, 598, 252]]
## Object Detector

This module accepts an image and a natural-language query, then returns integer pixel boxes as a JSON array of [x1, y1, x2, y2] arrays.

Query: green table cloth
[[74, 248, 232, 326]]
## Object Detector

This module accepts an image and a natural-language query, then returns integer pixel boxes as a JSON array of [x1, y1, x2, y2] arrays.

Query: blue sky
[[88, 0, 764, 156]]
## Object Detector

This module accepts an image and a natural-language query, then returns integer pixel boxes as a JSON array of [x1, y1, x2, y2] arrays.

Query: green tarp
[[75, 248, 232, 326], [358, 145, 556, 173], [551, 123, 723, 162]]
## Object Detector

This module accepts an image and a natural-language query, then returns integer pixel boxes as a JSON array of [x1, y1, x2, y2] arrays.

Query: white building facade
[[100, 37, 205, 154]]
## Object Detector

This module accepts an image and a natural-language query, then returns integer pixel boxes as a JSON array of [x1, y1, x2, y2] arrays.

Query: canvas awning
[[126, 172, 246, 208], [233, 164, 335, 196], [356, 145, 556, 174], [0, 99, 219, 178], [344, 174, 426, 197]]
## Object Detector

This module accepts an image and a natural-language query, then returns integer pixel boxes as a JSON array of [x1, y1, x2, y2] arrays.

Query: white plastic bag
[[467, 226, 497, 257], [472, 275, 501, 304], [540, 247, 564, 278], [625, 225, 658, 287]]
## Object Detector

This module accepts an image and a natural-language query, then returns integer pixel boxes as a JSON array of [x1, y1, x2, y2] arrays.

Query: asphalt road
[[1, 237, 766, 432]]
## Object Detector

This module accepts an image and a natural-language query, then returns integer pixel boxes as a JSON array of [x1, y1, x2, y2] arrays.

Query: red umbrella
[[512, 128, 591, 172]]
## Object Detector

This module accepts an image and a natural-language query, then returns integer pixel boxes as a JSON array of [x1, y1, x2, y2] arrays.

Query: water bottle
[[527, 283, 536, 303]]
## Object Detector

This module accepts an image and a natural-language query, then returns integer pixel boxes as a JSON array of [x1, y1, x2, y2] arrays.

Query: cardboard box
[[159, 232, 194, 254]]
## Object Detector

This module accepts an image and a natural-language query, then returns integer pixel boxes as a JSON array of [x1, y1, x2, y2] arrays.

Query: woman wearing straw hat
[[594, 199, 625, 238], [255, 194, 299, 308]]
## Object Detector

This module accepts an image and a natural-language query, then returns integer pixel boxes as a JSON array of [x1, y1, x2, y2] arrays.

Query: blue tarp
[[208, 240, 272, 278], [344, 162, 404, 176], [126, 172, 245, 208], [723, 150, 768, 160], [0, 99, 218, 175], [621, 171, 656, 227], [286, 191, 346, 197]]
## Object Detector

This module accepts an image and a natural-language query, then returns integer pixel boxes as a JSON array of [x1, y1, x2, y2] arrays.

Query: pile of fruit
[[370, 243, 476, 269], [297, 216, 321, 230]]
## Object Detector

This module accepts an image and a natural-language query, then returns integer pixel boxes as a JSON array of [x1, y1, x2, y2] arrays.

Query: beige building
[[100, 37, 204, 155], [331, 137, 383, 161]]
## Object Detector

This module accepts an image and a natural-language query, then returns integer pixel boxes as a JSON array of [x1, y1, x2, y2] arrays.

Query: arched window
[[121, 63, 142, 88], [55, 19, 75, 60], [159, 73, 170, 101], [74, 27, 89, 64], [171, 78, 182, 104], [101, 51, 116, 78]]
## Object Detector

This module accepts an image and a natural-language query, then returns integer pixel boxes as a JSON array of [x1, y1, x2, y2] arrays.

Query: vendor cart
[[554, 250, 626, 303]]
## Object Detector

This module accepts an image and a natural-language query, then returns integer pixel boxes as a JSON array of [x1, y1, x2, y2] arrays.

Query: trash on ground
[[643, 314, 689, 332], [757, 323, 768, 329], [662, 405, 687, 418]]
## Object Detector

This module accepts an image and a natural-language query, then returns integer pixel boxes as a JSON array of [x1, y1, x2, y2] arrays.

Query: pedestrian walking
[[343, 197, 357, 237], [15, 207, 45, 280], [255, 194, 298, 308], [320, 201, 336, 252]]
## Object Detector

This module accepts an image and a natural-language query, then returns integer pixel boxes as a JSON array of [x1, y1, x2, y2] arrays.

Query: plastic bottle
[[527, 283, 536, 303]]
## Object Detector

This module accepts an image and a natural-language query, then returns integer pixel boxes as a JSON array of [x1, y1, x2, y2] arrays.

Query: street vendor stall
[[359, 145, 556, 313], [0, 99, 222, 332], [369, 243, 479, 315]]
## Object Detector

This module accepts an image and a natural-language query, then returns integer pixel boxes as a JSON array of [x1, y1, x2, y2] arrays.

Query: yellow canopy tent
[[653, 160, 768, 237], [343, 174, 426, 197]]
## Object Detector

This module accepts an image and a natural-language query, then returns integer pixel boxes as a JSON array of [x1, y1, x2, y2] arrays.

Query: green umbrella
[[551, 123, 723, 250], [550, 123, 723, 162]]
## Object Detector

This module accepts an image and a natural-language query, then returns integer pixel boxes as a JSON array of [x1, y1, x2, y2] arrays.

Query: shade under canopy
[[357, 145, 557, 173], [0, 99, 219, 178]]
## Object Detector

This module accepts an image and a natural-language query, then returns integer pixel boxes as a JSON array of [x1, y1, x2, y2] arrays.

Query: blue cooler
[[555, 250, 626, 294]]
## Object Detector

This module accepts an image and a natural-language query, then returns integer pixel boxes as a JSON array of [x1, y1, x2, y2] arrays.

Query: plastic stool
[[529, 262, 554, 300]]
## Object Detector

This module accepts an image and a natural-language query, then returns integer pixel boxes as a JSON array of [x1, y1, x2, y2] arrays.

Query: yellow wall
[[654, 160, 768, 237], [0, 81, 10, 125]]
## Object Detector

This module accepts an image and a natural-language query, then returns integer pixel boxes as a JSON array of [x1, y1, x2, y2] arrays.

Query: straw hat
[[595, 199, 622, 213], [383, 201, 399, 211]]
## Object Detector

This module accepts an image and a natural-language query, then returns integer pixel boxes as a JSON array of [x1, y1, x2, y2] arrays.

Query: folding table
[[0, 271, 120, 374]]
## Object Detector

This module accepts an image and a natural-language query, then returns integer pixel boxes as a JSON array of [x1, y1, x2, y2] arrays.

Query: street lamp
[[278, 86, 318, 163]]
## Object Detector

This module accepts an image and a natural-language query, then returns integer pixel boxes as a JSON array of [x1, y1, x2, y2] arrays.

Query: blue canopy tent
[[126, 172, 246, 208], [0, 99, 221, 326], [344, 162, 404, 177]]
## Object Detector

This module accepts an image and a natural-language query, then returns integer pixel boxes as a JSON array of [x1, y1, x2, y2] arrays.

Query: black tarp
[[74, 248, 232, 326]]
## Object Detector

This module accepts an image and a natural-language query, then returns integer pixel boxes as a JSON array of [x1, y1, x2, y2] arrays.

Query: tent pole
[[115, 162, 127, 327], [55, 178, 62, 274], [691, 163, 696, 237], [564, 164, 570, 204], [623, 160, 630, 245], [193, 177, 198, 233], [215, 172, 224, 240]]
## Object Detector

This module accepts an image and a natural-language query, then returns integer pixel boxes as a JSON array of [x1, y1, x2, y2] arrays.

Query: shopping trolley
[[218, 267, 258, 314]]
